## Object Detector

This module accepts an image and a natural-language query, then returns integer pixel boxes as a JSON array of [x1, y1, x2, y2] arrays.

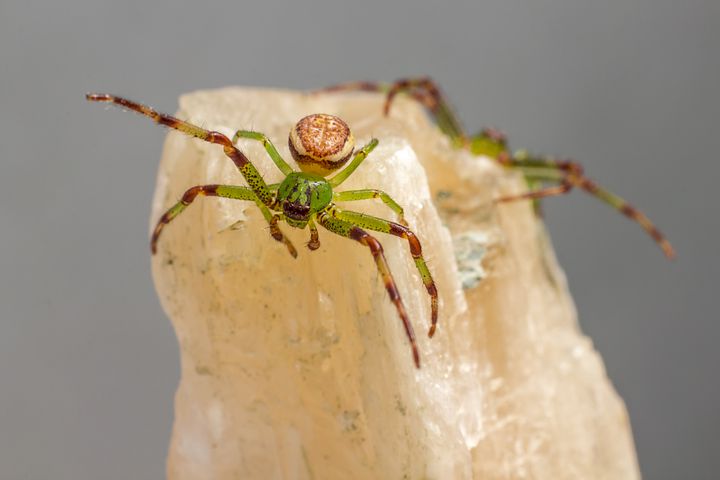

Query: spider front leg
[[330, 207, 439, 338], [328, 139, 379, 187], [316, 211, 420, 368], [151, 184, 297, 258], [334, 189, 408, 225], [86, 94, 276, 207], [232, 130, 294, 176]]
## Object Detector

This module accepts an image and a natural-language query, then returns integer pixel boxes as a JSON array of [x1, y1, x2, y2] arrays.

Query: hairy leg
[[499, 151, 676, 258], [151, 184, 296, 257], [330, 207, 439, 338], [334, 189, 407, 225], [316, 211, 421, 368], [86, 94, 276, 206], [318, 77, 466, 144]]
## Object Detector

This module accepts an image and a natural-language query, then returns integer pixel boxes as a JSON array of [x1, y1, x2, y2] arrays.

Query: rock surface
[[150, 87, 641, 479]]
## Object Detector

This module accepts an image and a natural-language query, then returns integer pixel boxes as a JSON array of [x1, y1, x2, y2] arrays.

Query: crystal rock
[[150, 87, 641, 479]]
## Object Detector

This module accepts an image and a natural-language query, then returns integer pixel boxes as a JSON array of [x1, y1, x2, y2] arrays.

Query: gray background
[[1, 0, 717, 478]]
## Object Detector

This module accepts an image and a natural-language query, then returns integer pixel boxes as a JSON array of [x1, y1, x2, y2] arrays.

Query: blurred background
[[1, 0, 717, 478]]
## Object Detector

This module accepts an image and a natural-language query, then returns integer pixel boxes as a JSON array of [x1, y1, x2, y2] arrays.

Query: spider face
[[289, 113, 355, 176], [276, 172, 333, 228]]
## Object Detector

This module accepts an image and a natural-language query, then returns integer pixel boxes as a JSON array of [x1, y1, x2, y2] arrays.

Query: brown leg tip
[[427, 325, 436, 338], [86, 93, 109, 102], [413, 350, 421, 369]]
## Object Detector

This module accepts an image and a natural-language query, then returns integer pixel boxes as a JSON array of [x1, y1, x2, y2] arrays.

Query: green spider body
[[277, 172, 333, 228], [85, 95, 439, 368]]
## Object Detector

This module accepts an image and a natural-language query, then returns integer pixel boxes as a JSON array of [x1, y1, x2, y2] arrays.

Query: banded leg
[[328, 139, 379, 187], [151, 184, 297, 257], [384, 77, 466, 143], [495, 181, 572, 203], [307, 217, 320, 250], [334, 189, 407, 225], [331, 207, 439, 338], [86, 94, 276, 206], [498, 151, 676, 259], [266, 213, 298, 258], [319, 77, 467, 145], [316, 211, 421, 368], [232, 130, 294, 176], [317, 81, 436, 110]]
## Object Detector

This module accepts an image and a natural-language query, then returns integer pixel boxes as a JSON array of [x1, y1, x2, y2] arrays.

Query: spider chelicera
[[86, 93, 438, 368], [319, 77, 675, 259]]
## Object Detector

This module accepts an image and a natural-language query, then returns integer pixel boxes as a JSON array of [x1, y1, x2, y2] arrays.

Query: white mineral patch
[[151, 87, 640, 479]]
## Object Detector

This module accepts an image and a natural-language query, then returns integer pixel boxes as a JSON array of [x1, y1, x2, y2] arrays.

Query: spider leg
[[316, 211, 421, 368], [501, 151, 676, 259], [383, 77, 466, 143], [334, 189, 407, 225], [86, 94, 276, 207], [307, 217, 320, 250], [265, 213, 298, 258], [328, 138, 379, 187], [318, 77, 467, 145], [330, 207, 439, 338], [495, 181, 573, 203], [232, 130, 294, 176], [151, 184, 296, 257], [315, 81, 435, 109]]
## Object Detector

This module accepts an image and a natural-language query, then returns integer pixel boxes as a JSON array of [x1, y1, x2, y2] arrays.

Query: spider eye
[[289, 113, 355, 176]]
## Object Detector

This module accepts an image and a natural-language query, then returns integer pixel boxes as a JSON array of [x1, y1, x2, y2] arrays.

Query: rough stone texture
[[150, 87, 641, 479]]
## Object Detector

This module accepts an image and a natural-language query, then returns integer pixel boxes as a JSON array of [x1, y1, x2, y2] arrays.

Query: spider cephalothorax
[[319, 77, 675, 259], [276, 172, 333, 228], [86, 94, 438, 368]]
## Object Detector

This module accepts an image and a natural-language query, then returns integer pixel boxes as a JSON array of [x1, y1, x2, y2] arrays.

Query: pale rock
[[150, 87, 641, 479]]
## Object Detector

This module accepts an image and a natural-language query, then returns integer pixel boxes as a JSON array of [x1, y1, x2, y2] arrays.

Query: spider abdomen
[[277, 172, 333, 228], [289, 114, 355, 175]]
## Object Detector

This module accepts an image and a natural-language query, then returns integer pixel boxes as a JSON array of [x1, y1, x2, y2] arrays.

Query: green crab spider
[[86, 93, 438, 368], [319, 77, 675, 259]]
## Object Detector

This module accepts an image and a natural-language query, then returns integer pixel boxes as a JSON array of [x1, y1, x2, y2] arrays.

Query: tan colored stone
[[151, 87, 640, 479]]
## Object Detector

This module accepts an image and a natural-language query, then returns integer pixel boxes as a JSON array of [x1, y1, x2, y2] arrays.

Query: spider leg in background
[[151, 184, 297, 258], [85, 94, 276, 207], [496, 151, 676, 259], [329, 207, 439, 338], [334, 189, 408, 225], [316, 210, 420, 368], [316, 80, 434, 107], [318, 77, 468, 146]]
